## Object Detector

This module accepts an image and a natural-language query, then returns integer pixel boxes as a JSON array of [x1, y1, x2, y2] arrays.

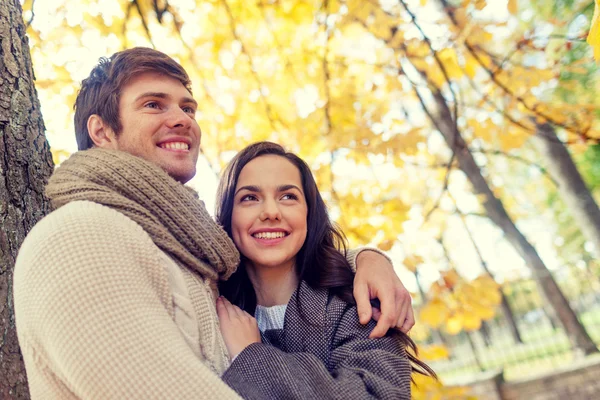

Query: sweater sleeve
[[221, 305, 411, 400], [346, 247, 392, 272], [13, 201, 241, 399]]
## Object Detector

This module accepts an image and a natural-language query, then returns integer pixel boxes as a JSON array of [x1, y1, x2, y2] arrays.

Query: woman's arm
[[218, 297, 411, 400]]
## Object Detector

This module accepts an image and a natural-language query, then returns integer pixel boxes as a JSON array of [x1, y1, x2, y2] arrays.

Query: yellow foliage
[[377, 239, 395, 252], [420, 299, 450, 328], [412, 374, 476, 400], [507, 0, 518, 15], [461, 311, 482, 331], [51, 148, 71, 166], [421, 271, 501, 335], [587, 0, 600, 61], [403, 254, 424, 273], [464, 55, 479, 78], [445, 315, 463, 334], [419, 344, 450, 361], [438, 48, 463, 80], [499, 129, 529, 152]]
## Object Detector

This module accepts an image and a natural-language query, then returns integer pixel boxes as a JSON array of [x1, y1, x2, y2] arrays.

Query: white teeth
[[253, 232, 286, 239], [161, 142, 189, 150]]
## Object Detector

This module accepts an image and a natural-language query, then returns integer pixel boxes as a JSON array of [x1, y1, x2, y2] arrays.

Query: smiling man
[[13, 47, 413, 399]]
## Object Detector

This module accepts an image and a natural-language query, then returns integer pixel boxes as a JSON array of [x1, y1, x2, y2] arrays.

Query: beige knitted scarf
[[46, 148, 239, 281]]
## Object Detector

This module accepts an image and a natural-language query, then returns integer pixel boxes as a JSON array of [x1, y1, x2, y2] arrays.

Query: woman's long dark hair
[[216, 141, 435, 379]]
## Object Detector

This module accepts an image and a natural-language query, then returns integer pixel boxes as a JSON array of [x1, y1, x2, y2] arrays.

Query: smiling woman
[[215, 141, 434, 399], [231, 154, 308, 285]]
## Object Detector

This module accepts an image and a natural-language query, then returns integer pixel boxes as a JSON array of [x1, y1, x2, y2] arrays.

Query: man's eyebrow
[[234, 185, 261, 196], [135, 92, 198, 107]]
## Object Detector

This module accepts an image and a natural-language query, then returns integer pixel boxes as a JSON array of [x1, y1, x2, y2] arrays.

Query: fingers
[[395, 289, 409, 331], [400, 306, 415, 333], [354, 283, 372, 325], [371, 306, 382, 321], [369, 289, 397, 339], [218, 297, 256, 324], [216, 296, 230, 321]]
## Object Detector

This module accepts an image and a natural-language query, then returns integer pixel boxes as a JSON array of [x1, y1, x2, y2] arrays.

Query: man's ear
[[87, 115, 117, 149]]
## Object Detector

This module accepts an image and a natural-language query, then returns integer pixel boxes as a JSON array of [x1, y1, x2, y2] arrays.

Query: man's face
[[106, 71, 201, 183]]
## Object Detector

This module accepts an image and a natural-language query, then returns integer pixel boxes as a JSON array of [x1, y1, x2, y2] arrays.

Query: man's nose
[[166, 107, 192, 129]]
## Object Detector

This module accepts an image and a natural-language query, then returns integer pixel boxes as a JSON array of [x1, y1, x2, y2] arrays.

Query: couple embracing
[[14, 47, 434, 399]]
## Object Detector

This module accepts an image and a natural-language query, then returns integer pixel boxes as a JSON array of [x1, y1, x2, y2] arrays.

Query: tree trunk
[[533, 123, 600, 257], [430, 89, 598, 356], [479, 320, 492, 347], [460, 213, 525, 344], [0, 1, 54, 397], [499, 293, 523, 344]]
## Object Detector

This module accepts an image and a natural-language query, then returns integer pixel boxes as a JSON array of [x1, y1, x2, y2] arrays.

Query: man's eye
[[145, 102, 160, 109], [183, 106, 196, 114]]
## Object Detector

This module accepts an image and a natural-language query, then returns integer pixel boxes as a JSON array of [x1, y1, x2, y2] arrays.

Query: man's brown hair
[[74, 47, 192, 150]]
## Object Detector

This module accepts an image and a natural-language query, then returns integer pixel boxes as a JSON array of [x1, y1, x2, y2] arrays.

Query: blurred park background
[[7, 0, 600, 398]]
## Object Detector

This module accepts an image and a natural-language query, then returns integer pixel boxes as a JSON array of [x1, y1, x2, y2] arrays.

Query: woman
[[216, 142, 434, 399]]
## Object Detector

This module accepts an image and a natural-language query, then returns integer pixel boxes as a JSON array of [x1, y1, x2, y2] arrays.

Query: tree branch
[[220, 0, 282, 133]]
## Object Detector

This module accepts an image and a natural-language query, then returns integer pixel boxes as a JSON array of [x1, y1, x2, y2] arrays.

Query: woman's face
[[231, 155, 308, 272]]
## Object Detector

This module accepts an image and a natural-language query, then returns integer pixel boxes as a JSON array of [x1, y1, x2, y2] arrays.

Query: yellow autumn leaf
[[474, 0, 487, 11], [51, 148, 71, 166], [442, 269, 460, 290], [445, 314, 463, 335], [419, 344, 450, 361], [462, 311, 482, 331], [464, 55, 479, 78], [377, 239, 395, 252], [438, 48, 463, 79], [508, 0, 518, 15], [420, 299, 449, 328], [587, 0, 600, 61], [470, 303, 496, 320], [403, 254, 424, 273]]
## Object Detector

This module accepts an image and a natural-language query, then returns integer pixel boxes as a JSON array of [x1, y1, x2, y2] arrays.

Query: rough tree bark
[[430, 89, 598, 356], [534, 123, 600, 258], [0, 1, 54, 398]]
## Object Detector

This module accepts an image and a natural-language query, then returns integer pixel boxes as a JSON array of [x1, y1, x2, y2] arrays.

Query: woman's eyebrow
[[277, 184, 302, 193], [234, 185, 261, 196]]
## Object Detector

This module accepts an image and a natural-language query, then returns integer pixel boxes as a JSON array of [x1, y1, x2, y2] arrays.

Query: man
[[14, 47, 413, 399]]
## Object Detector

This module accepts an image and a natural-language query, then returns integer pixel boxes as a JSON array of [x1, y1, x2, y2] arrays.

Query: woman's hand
[[216, 296, 261, 359]]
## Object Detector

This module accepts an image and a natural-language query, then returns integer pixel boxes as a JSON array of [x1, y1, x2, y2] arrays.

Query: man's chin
[[163, 164, 196, 183]]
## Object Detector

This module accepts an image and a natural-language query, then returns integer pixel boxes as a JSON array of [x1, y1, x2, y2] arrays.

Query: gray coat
[[222, 282, 412, 399]]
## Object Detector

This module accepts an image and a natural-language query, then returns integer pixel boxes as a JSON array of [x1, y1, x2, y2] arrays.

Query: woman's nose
[[259, 200, 281, 221]]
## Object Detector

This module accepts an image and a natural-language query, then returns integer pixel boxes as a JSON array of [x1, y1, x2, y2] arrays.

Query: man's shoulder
[[18, 201, 153, 266], [29, 201, 144, 239]]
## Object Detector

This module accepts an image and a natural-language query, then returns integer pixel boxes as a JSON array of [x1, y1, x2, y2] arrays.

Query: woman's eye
[[240, 194, 258, 202], [281, 193, 298, 201]]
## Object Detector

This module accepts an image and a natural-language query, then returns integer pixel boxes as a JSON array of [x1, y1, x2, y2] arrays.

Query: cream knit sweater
[[14, 201, 242, 399]]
